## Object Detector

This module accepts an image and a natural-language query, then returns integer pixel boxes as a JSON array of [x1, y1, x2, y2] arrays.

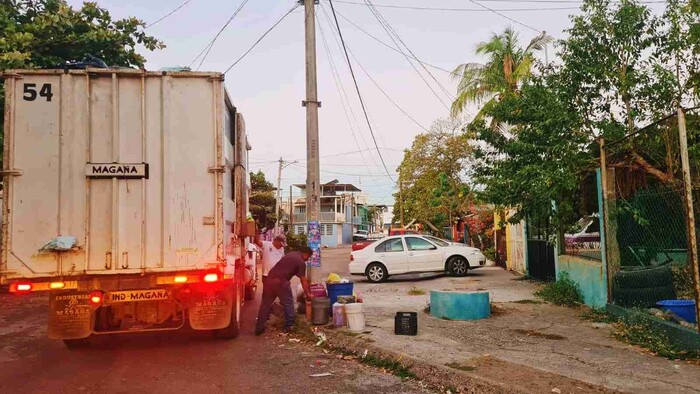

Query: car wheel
[[366, 263, 388, 283], [447, 256, 469, 277]]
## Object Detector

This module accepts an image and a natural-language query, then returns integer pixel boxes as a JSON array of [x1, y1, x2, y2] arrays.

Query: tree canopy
[[249, 171, 277, 230]]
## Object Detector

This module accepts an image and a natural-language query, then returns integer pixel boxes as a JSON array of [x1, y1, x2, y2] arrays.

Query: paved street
[[0, 273, 429, 394]]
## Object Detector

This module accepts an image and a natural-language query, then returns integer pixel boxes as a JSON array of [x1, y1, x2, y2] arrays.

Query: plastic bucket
[[657, 300, 697, 323], [326, 282, 354, 308], [332, 303, 346, 327], [345, 303, 365, 332], [312, 297, 330, 325]]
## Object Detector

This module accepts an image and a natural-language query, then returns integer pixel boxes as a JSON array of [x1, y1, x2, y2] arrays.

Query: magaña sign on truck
[[1, 69, 258, 346]]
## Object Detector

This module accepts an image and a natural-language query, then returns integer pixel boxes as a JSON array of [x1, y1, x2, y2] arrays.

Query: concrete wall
[[557, 255, 607, 308]]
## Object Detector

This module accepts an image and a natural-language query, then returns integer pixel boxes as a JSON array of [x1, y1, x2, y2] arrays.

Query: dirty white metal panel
[[1, 70, 243, 280]]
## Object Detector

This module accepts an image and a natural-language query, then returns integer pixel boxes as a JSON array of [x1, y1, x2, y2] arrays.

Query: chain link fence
[[602, 110, 699, 322]]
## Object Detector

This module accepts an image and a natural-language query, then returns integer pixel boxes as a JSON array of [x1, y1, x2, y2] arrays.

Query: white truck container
[[1, 69, 256, 346]]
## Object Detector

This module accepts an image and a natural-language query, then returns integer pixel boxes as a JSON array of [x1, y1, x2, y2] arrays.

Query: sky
[[66, 0, 668, 205]]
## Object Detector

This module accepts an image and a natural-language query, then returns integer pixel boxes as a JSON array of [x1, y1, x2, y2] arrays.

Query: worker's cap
[[274, 234, 288, 247]]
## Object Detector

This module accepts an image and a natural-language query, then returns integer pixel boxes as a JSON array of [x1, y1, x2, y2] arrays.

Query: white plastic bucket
[[345, 303, 365, 332]]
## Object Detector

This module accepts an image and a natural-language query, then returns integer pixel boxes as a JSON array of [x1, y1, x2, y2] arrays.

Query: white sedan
[[349, 235, 487, 283]]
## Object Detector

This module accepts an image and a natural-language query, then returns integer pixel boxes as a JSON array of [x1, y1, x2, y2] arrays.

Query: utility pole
[[302, 0, 322, 283], [399, 168, 404, 227], [275, 158, 297, 231], [677, 107, 700, 333], [275, 157, 283, 231]]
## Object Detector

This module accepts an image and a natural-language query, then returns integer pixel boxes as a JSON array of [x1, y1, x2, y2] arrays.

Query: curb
[[317, 328, 523, 394]]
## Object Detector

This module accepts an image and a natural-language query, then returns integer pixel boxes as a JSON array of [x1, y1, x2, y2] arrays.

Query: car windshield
[[423, 236, 450, 247]]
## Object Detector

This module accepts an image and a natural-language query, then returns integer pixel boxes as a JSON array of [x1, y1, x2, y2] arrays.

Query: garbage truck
[[0, 69, 257, 346]]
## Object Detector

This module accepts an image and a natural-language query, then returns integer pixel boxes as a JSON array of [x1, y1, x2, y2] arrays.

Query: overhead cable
[[190, 0, 251, 70], [223, 5, 300, 74], [328, 0, 396, 182]]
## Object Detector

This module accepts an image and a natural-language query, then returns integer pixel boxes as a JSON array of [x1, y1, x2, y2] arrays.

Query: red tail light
[[89, 291, 104, 306], [10, 283, 33, 293], [203, 273, 220, 283]]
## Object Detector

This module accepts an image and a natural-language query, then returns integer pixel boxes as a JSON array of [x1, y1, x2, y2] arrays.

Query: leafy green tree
[[469, 71, 590, 231], [451, 26, 551, 117], [0, 0, 164, 168], [0, 0, 164, 69], [394, 118, 473, 229], [249, 171, 277, 230]]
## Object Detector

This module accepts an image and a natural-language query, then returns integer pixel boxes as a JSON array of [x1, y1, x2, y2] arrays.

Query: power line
[[357, 0, 452, 110], [468, 0, 541, 32], [145, 0, 195, 29], [189, 0, 251, 70], [333, 10, 458, 76], [363, 0, 455, 102], [319, 4, 430, 132], [223, 5, 299, 74], [327, 0, 396, 182], [316, 13, 386, 187], [331, 1, 580, 11]]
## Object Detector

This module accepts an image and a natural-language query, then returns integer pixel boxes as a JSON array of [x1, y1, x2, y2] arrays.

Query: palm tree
[[451, 27, 552, 118]]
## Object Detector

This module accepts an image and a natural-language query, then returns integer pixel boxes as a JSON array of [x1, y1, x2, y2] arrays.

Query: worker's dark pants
[[256, 276, 296, 331]]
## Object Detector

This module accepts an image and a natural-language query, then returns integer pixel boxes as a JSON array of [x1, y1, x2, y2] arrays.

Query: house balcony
[[292, 212, 347, 223]]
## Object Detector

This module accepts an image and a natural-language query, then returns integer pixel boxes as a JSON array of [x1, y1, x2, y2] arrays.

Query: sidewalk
[[321, 247, 700, 393]]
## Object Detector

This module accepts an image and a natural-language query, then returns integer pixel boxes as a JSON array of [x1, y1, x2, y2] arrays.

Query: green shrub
[[534, 272, 583, 307], [285, 232, 308, 252]]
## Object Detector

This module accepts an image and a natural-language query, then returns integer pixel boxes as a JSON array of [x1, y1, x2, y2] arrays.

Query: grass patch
[[361, 354, 416, 379], [445, 362, 476, 372], [512, 299, 543, 304], [613, 313, 700, 360], [534, 272, 583, 307], [581, 307, 617, 324], [407, 287, 427, 296]]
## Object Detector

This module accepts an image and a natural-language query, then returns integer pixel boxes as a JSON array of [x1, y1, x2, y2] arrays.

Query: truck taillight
[[11, 283, 33, 293], [203, 273, 220, 283], [89, 291, 104, 306]]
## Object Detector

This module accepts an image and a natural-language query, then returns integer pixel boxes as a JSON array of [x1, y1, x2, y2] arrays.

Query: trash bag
[[46, 54, 109, 70], [39, 236, 77, 252], [327, 273, 341, 283]]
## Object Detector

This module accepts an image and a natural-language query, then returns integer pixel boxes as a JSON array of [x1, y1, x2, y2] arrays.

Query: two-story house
[[291, 180, 364, 247]]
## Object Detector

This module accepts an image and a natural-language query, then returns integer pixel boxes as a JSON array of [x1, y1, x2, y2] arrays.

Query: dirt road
[[0, 282, 429, 394]]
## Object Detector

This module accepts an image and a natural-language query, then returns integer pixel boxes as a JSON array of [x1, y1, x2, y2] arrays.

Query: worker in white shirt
[[255, 233, 287, 279]]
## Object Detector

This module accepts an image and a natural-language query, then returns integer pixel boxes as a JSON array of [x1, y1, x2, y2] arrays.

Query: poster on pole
[[307, 220, 321, 267]]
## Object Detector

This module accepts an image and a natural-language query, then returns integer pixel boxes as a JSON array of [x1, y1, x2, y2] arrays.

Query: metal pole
[[399, 168, 404, 228], [303, 0, 322, 283], [275, 157, 283, 231], [598, 137, 612, 302], [677, 107, 700, 332]]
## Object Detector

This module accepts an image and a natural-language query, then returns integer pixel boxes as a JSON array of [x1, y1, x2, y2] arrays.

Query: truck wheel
[[244, 284, 256, 301], [63, 338, 91, 348], [215, 284, 241, 339]]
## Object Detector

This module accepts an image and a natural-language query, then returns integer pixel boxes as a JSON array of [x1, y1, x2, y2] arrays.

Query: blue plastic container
[[430, 290, 490, 321], [326, 282, 354, 308], [657, 300, 697, 324]]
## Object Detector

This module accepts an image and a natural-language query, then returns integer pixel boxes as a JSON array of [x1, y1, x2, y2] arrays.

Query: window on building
[[405, 237, 436, 251], [375, 238, 404, 253], [321, 224, 333, 236]]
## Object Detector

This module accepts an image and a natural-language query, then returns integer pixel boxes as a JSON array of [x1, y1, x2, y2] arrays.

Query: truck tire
[[613, 265, 674, 289], [63, 338, 91, 349], [612, 283, 677, 308], [244, 284, 256, 301], [214, 284, 241, 339]]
